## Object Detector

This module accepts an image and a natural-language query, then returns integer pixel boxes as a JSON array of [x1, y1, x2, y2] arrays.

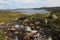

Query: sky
[[0, 0, 60, 9]]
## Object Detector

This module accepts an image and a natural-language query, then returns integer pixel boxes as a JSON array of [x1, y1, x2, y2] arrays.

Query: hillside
[[0, 11, 27, 22], [33, 7, 60, 11], [0, 9, 60, 40], [0, 11, 48, 22]]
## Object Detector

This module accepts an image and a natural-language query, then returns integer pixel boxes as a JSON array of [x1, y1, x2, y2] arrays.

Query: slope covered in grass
[[0, 11, 27, 22]]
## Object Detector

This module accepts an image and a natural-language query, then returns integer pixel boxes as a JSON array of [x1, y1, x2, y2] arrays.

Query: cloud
[[0, 2, 5, 4], [44, 0, 60, 7], [0, 0, 60, 9], [0, 0, 12, 5], [17, 0, 40, 4], [0, 1, 8, 4], [0, 0, 60, 6], [0, 0, 40, 5]]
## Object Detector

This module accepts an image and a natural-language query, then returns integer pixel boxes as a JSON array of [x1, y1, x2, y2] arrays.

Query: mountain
[[0, 7, 60, 14], [33, 7, 60, 11]]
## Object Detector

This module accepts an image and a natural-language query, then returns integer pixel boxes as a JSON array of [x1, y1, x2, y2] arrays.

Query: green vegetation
[[0, 11, 47, 22], [49, 10, 60, 34], [0, 30, 6, 40], [0, 10, 60, 35], [0, 30, 14, 40], [0, 11, 27, 22]]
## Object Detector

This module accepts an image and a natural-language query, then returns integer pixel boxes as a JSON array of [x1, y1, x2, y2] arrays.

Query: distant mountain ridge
[[33, 7, 60, 11], [0, 7, 60, 10], [0, 7, 60, 14]]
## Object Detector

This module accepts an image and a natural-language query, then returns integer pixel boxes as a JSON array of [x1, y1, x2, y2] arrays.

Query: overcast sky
[[0, 0, 60, 9]]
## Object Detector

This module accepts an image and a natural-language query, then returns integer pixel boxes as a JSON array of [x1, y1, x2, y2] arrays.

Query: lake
[[14, 9, 48, 14]]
